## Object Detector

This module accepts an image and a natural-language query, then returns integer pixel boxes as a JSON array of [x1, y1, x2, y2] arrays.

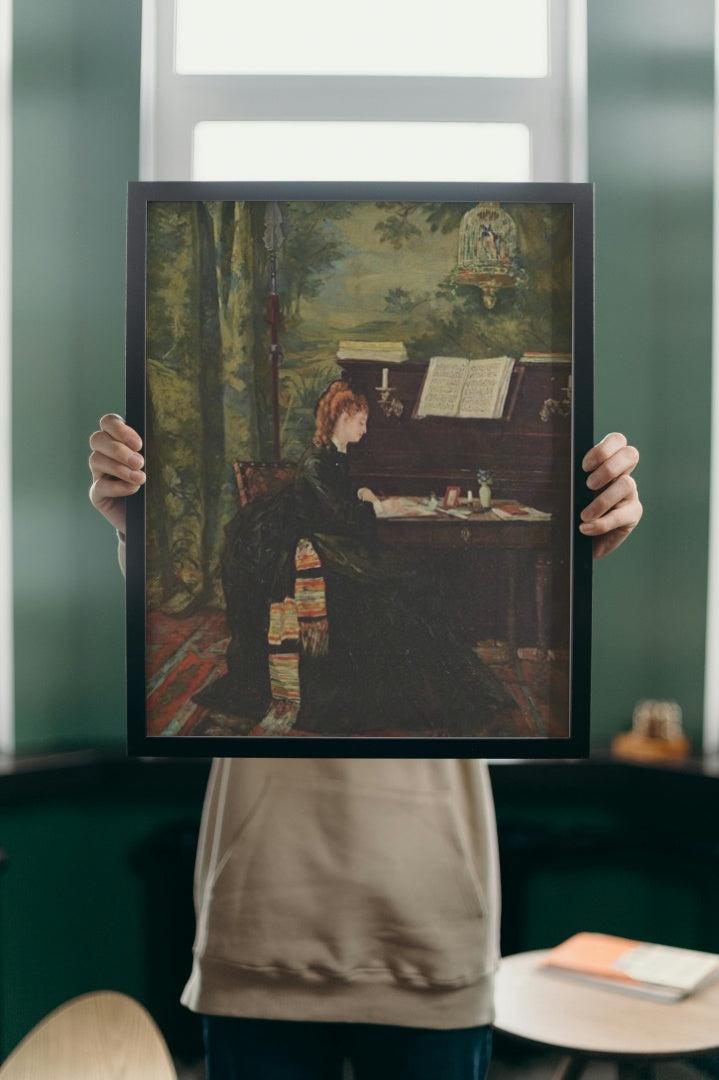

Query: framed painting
[[126, 181, 594, 757], [442, 486, 462, 510]]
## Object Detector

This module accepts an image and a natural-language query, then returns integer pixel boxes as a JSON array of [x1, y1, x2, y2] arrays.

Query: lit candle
[[381, 367, 389, 390]]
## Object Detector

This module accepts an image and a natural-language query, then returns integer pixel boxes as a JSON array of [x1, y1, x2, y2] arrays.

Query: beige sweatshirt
[[181, 756, 501, 1029], [121, 536, 501, 1029]]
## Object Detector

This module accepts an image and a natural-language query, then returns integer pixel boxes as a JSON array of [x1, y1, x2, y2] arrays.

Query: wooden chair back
[[233, 460, 297, 507]]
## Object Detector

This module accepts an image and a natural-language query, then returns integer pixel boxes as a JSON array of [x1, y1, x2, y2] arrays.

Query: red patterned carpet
[[146, 609, 569, 741]]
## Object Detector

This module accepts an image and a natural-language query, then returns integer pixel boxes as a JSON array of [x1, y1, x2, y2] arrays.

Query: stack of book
[[336, 341, 408, 364], [521, 350, 572, 363], [540, 932, 719, 1002]]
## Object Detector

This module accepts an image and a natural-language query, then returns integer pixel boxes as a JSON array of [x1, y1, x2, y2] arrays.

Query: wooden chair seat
[[0, 991, 177, 1079]]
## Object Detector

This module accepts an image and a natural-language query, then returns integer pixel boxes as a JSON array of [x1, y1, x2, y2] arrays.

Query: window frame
[[140, 0, 587, 183], [0, 0, 13, 751], [703, 4, 719, 754]]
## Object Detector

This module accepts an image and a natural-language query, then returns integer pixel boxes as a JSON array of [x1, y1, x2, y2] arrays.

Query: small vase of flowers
[[476, 468, 493, 511]]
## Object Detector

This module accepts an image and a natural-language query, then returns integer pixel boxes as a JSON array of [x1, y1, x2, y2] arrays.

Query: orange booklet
[[540, 932, 719, 1002]]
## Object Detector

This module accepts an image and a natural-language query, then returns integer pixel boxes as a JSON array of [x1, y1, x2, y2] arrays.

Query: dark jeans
[[203, 1016, 493, 1080]]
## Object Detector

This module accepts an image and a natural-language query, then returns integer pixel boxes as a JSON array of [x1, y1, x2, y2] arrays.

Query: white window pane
[[0, 0, 12, 750], [192, 121, 531, 182], [176, 0, 548, 78]]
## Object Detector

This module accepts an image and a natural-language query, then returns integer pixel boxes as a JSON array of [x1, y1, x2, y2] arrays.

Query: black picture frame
[[126, 180, 594, 758]]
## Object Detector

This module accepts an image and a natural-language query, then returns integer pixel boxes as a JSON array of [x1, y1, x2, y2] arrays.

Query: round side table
[[494, 949, 719, 1080]]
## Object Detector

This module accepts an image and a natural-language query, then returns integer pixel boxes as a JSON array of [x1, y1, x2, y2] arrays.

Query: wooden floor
[[146, 608, 570, 741]]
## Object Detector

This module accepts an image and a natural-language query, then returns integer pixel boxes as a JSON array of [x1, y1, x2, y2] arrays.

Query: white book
[[336, 340, 408, 363]]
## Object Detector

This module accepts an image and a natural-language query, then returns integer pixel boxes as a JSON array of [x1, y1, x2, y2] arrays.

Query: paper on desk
[[436, 506, 472, 518], [381, 497, 437, 518], [492, 505, 552, 522]]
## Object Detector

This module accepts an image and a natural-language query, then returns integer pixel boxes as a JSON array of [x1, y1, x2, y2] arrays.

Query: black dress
[[196, 442, 515, 735]]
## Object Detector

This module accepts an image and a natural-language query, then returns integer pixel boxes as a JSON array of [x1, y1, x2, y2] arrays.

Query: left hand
[[580, 432, 642, 560], [88, 413, 145, 535]]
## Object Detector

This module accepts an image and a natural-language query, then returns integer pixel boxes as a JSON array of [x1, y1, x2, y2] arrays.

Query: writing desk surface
[[494, 949, 719, 1059], [377, 499, 553, 549]]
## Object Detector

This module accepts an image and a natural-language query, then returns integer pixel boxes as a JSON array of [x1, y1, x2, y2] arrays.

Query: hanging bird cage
[[451, 202, 526, 309]]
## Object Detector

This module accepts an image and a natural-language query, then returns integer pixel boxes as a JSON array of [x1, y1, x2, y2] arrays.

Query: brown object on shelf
[[611, 699, 691, 762]]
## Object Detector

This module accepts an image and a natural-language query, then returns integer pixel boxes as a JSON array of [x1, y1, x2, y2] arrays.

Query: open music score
[[414, 356, 516, 419]]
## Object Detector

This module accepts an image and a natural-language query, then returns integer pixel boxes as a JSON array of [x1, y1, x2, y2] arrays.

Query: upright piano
[[339, 356, 573, 653]]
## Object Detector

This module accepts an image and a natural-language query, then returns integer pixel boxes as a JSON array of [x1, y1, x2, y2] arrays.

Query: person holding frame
[[89, 417, 640, 1080]]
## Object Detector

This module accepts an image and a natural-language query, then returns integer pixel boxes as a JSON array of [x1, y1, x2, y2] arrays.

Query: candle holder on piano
[[540, 379, 572, 422], [375, 385, 404, 418]]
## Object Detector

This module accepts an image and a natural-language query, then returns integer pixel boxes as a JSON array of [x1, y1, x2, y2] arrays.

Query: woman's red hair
[[313, 382, 369, 447]]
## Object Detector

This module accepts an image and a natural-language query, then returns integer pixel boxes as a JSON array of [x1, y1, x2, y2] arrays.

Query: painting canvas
[[126, 181, 593, 757]]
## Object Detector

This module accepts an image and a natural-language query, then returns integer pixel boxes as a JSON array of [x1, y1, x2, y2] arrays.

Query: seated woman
[[196, 380, 516, 736]]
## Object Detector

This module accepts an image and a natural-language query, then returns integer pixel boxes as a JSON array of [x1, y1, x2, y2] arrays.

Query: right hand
[[88, 414, 145, 535], [379, 497, 406, 515]]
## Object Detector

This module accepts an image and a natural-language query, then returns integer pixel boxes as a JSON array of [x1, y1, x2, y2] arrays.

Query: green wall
[[10, 1, 715, 751], [0, 759, 715, 1061], [0, 788, 204, 1057], [587, 0, 714, 749], [12, 0, 142, 752]]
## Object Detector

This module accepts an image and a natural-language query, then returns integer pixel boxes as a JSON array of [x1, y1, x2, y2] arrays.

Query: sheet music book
[[415, 356, 515, 419]]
